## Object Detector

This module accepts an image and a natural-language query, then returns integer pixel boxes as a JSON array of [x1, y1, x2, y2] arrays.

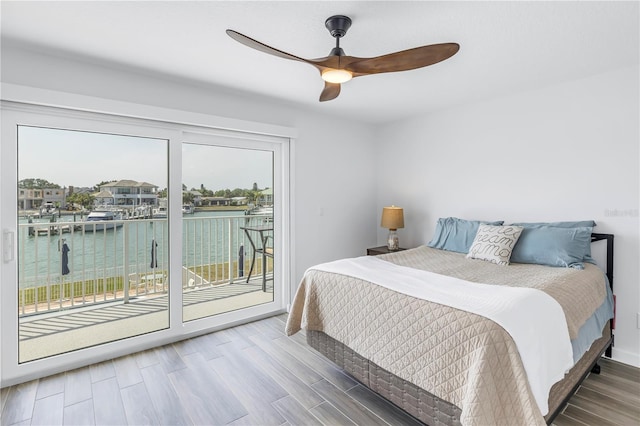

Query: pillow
[[511, 220, 596, 228], [428, 217, 504, 253], [510, 225, 592, 269], [466, 225, 524, 266], [510, 220, 596, 265]]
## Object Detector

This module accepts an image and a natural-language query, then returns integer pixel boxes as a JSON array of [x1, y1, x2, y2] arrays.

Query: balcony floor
[[19, 279, 274, 362]]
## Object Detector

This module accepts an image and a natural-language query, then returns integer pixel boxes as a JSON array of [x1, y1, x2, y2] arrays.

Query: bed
[[286, 219, 614, 426]]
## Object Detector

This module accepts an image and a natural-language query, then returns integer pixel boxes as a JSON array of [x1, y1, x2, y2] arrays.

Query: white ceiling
[[1, 1, 638, 123]]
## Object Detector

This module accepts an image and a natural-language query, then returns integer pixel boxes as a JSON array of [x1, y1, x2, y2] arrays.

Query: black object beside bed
[[591, 232, 614, 358]]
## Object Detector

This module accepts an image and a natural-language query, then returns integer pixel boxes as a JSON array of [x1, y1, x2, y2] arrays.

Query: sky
[[182, 143, 272, 191], [18, 126, 273, 191]]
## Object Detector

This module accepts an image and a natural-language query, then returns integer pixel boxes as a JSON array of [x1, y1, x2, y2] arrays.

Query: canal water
[[17, 210, 263, 289]]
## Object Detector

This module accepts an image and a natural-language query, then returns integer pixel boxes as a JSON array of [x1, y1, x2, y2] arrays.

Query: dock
[[31, 224, 82, 236]]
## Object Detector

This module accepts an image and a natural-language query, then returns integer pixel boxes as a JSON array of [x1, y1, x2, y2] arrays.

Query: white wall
[[4, 44, 637, 369], [0, 44, 378, 302], [376, 65, 640, 366]]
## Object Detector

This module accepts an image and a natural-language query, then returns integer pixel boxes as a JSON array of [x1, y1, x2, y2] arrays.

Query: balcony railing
[[17, 212, 273, 316]]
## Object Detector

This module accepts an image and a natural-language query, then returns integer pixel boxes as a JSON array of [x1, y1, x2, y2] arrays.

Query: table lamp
[[381, 205, 404, 251]]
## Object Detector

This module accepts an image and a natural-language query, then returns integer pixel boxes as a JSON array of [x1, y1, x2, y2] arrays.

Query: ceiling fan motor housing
[[325, 15, 352, 38]]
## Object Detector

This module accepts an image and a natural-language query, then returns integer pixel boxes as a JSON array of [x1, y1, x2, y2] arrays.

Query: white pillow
[[466, 225, 524, 266]]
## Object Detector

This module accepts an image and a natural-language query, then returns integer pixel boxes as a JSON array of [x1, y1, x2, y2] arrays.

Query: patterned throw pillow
[[466, 225, 524, 266]]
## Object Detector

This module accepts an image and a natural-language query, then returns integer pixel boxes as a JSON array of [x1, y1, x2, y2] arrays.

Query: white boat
[[182, 204, 195, 214], [82, 211, 124, 231], [152, 206, 168, 219], [245, 205, 273, 223], [39, 202, 58, 217], [246, 205, 273, 216]]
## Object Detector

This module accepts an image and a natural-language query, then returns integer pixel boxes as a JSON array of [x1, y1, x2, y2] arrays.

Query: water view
[[18, 210, 253, 288], [15, 124, 276, 363]]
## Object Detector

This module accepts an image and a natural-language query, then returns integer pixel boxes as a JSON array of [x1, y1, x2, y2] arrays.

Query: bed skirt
[[306, 323, 611, 426]]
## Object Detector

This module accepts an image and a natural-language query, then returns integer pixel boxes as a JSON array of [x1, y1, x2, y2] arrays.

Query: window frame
[[0, 91, 293, 387], [180, 130, 285, 323]]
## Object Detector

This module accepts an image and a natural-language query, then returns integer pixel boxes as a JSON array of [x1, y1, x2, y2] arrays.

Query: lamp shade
[[381, 206, 404, 230]]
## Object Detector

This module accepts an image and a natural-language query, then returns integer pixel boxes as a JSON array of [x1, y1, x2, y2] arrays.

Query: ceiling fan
[[226, 15, 459, 102]]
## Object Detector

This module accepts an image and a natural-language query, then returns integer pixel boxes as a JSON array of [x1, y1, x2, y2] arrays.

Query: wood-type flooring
[[2, 314, 639, 425]]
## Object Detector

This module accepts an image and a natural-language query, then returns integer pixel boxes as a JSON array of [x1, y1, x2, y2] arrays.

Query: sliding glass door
[[1, 100, 290, 385], [15, 126, 170, 362], [181, 132, 280, 322]]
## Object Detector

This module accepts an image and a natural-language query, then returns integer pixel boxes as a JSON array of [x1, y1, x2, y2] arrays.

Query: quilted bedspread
[[285, 246, 607, 426]]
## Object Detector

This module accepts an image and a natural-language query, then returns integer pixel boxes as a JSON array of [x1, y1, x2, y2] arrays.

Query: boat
[[82, 210, 124, 231], [245, 205, 273, 223], [152, 206, 168, 219], [39, 202, 58, 218], [246, 205, 273, 216], [182, 204, 195, 214]]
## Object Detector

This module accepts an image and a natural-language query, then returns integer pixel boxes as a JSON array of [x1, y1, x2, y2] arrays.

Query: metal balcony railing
[[17, 212, 273, 316]]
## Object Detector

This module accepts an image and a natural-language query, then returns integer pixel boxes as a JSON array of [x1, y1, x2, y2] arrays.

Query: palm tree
[[183, 192, 194, 204], [250, 190, 262, 206]]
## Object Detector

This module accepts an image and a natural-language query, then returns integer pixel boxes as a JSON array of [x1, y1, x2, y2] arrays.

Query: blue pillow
[[511, 221, 596, 264], [510, 225, 593, 269], [428, 217, 504, 254], [511, 220, 596, 228]]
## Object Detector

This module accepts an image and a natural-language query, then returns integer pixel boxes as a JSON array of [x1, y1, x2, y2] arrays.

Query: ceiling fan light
[[321, 68, 352, 84]]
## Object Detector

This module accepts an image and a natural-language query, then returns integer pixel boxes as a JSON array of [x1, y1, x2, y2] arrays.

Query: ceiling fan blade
[[227, 16, 460, 104], [319, 82, 341, 102], [346, 43, 460, 75], [226, 29, 310, 63]]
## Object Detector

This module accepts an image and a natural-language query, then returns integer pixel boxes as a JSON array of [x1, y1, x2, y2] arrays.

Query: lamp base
[[387, 229, 400, 251]]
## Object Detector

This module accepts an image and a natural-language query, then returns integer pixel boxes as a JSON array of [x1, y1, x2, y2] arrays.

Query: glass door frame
[[0, 96, 293, 387], [180, 130, 286, 324]]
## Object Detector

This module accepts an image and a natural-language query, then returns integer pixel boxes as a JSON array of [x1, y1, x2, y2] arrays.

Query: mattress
[[307, 324, 611, 426], [286, 246, 613, 426]]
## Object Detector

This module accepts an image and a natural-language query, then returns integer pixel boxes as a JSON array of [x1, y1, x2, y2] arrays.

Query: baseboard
[[612, 347, 640, 368]]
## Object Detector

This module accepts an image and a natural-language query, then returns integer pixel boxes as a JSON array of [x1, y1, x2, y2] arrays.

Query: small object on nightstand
[[367, 246, 406, 256], [380, 205, 404, 251]]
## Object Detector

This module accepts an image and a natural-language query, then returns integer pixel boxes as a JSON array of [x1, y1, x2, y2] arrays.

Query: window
[[0, 99, 291, 385]]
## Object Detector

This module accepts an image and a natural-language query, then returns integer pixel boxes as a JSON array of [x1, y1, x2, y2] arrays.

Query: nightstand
[[367, 246, 407, 256]]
